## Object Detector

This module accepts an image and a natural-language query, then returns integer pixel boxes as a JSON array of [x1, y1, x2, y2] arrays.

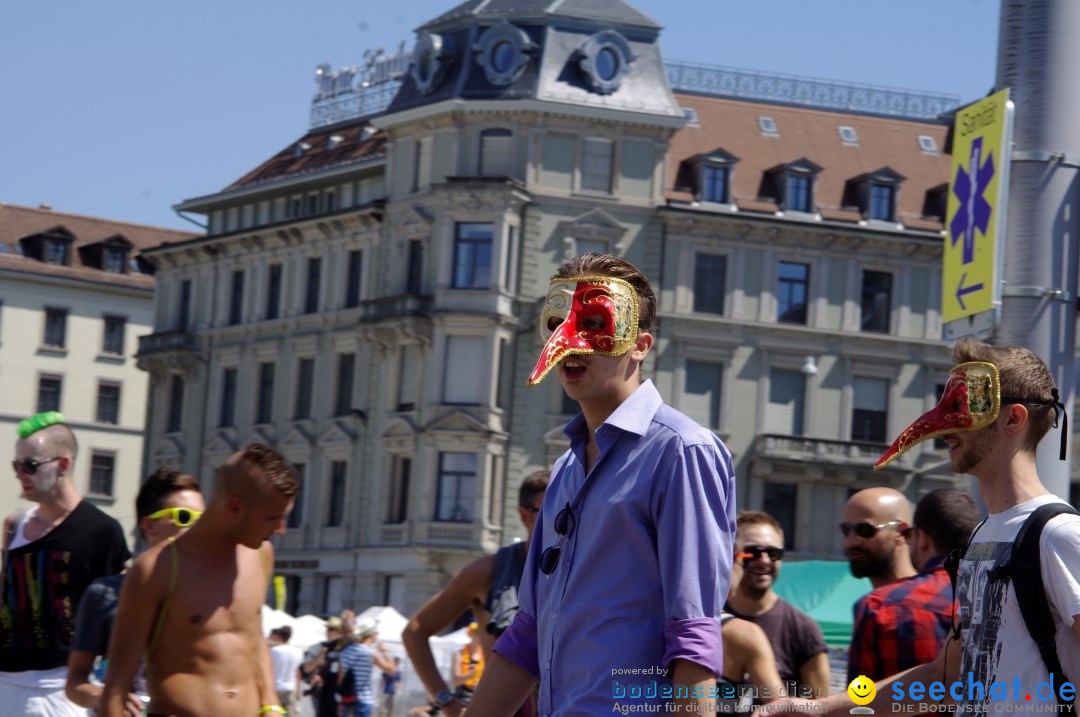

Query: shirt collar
[[563, 380, 662, 441], [920, 555, 947, 573]]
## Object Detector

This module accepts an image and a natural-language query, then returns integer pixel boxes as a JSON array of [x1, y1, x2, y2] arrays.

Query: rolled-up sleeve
[[493, 610, 540, 679], [655, 442, 735, 675]]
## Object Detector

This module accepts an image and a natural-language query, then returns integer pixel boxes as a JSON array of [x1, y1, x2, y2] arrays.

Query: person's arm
[[462, 653, 536, 717], [371, 643, 397, 674], [255, 543, 282, 712], [99, 552, 165, 717], [725, 619, 786, 700], [798, 653, 831, 698], [402, 554, 493, 715], [654, 444, 734, 706], [670, 659, 717, 713], [755, 635, 963, 717]]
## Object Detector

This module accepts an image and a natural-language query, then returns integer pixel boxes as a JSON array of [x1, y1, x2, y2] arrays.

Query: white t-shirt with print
[[957, 494, 1080, 712]]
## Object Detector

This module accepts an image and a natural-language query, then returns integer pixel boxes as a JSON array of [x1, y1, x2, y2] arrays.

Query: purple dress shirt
[[495, 380, 735, 714]]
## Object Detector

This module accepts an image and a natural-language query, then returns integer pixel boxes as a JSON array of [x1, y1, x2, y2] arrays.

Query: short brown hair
[[913, 489, 980, 556], [518, 470, 549, 508], [136, 467, 201, 520], [951, 339, 1057, 451], [222, 443, 300, 498], [736, 510, 784, 543], [553, 253, 657, 332]]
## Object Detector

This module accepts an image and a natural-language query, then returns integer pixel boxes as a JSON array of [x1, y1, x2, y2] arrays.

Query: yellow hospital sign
[[943, 89, 1012, 324]]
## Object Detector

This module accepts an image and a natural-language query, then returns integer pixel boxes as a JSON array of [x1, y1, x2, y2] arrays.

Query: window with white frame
[[256, 362, 275, 424], [762, 482, 796, 550], [765, 368, 804, 436], [294, 358, 315, 419], [436, 452, 476, 522], [703, 164, 730, 203], [453, 223, 493, 290], [443, 337, 485, 405], [480, 128, 514, 177], [89, 452, 116, 497], [96, 382, 121, 425], [683, 360, 722, 429], [852, 377, 889, 443], [581, 138, 614, 192]]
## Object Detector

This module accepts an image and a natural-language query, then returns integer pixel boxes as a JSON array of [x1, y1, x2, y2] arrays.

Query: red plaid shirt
[[846, 556, 957, 682]]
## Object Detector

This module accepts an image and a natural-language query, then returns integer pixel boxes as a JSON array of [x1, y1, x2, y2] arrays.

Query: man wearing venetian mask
[[467, 253, 736, 715], [759, 339, 1080, 717]]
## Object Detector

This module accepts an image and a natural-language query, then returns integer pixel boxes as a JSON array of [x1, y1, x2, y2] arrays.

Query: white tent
[[260, 605, 472, 716]]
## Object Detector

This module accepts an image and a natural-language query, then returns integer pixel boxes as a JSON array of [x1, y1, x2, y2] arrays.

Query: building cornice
[[0, 266, 154, 297], [374, 98, 686, 132]]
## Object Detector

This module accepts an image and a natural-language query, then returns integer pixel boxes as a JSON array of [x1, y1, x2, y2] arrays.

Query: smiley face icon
[[847, 675, 876, 706]]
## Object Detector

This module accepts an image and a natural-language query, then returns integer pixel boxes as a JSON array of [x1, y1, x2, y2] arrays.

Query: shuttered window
[[765, 369, 804, 435], [443, 337, 485, 405], [683, 360, 722, 429]]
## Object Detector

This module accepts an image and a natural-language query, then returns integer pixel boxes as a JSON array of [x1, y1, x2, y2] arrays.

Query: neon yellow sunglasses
[[147, 506, 203, 527]]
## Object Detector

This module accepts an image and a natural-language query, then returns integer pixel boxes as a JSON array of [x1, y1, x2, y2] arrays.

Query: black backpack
[[946, 502, 1079, 710]]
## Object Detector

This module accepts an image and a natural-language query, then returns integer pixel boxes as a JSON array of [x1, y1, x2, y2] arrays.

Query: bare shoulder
[[723, 616, 771, 651], [453, 553, 497, 597]]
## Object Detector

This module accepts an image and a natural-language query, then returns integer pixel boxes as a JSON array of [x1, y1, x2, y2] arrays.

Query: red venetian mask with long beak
[[527, 276, 639, 386], [874, 361, 1000, 470]]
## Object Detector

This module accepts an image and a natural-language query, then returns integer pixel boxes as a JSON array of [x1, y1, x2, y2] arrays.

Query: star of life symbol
[[949, 136, 995, 311]]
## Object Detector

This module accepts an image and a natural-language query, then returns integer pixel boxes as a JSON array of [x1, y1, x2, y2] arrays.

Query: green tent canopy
[[771, 560, 872, 646]]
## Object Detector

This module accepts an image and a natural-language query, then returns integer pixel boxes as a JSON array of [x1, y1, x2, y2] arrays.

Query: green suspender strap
[[147, 538, 179, 659]]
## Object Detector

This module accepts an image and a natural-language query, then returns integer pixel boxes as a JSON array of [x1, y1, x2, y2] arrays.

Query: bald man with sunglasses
[[65, 467, 204, 715], [1, 412, 131, 716]]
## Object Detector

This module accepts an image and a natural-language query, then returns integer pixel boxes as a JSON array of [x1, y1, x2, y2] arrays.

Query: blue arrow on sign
[[955, 272, 984, 311]]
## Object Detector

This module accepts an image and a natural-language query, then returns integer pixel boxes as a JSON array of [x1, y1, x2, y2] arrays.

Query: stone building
[[0, 203, 195, 539], [139, 0, 980, 615]]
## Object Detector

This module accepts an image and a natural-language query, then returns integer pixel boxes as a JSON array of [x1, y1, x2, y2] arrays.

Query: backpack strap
[[1008, 503, 1078, 710]]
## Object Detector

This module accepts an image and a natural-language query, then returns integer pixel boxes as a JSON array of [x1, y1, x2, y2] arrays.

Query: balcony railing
[[136, 330, 202, 357], [359, 293, 434, 323], [753, 433, 893, 468], [413, 521, 500, 549]]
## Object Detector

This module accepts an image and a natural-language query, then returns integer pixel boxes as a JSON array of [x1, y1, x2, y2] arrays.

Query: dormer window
[[852, 167, 905, 223], [105, 247, 128, 273], [46, 239, 69, 265], [693, 148, 739, 204], [766, 159, 821, 213], [870, 184, 896, 221]]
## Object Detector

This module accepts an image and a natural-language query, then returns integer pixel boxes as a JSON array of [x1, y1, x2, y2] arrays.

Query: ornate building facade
[[139, 0, 978, 615], [0, 203, 194, 540]]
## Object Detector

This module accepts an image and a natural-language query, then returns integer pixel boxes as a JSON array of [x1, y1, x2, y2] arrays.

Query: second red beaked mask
[[527, 276, 639, 386], [874, 361, 1001, 470]]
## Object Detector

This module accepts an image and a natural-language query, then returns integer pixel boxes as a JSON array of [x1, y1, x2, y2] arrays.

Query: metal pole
[[995, 0, 1079, 499]]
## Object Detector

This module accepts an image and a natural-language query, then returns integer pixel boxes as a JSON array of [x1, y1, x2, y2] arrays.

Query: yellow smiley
[[847, 675, 876, 706]]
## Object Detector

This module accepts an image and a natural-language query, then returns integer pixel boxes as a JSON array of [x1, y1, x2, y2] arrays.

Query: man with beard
[[726, 511, 829, 698], [844, 489, 978, 681], [755, 340, 1080, 717], [841, 488, 916, 590]]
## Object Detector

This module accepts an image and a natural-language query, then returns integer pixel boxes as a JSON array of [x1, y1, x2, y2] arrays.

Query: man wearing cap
[[0, 412, 131, 716], [339, 618, 397, 717], [303, 615, 349, 717]]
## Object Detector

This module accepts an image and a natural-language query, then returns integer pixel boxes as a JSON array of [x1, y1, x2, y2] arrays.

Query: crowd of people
[[0, 253, 1077, 716]]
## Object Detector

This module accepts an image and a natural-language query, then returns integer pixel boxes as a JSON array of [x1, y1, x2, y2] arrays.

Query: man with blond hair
[[101, 443, 299, 717], [1, 412, 130, 716]]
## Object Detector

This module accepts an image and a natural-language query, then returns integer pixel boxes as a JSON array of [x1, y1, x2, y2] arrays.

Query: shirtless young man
[[100, 444, 299, 717]]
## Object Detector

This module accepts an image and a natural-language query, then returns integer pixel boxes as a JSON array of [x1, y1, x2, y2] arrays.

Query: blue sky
[[0, 0, 1000, 231]]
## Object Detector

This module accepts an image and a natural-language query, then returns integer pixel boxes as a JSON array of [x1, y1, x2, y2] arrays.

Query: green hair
[[17, 411, 66, 439]]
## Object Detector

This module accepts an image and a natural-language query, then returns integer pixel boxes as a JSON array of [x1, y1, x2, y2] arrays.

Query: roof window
[[838, 126, 858, 144], [326, 134, 345, 150], [917, 135, 939, 153], [682, 108, 700, 127], [758, 116, 778, 136], [293, 141, 312, 158]]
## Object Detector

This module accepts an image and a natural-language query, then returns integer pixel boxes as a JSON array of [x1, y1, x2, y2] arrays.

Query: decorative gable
[[279, 424, 315, 450], [204, 430, 238, 457]]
